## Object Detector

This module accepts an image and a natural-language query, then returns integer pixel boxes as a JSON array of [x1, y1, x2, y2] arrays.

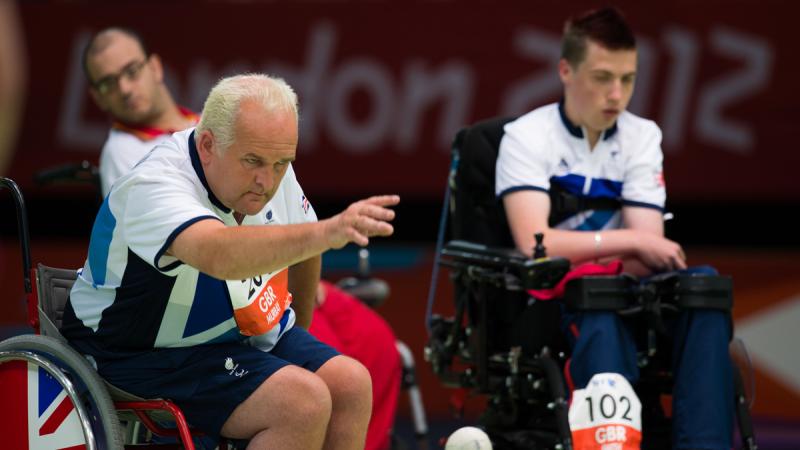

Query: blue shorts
[[95, 326, 339, 439]]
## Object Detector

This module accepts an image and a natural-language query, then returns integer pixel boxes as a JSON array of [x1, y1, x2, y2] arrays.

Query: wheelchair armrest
[[655, 274, 733, 310], [563, 273, 734, 312], [563, 276, 633, 311], [441, 240, 570, 289], [442, 240, 528, 266]]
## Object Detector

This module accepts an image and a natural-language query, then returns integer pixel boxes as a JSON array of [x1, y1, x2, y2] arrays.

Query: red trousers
[[309, 281, 401, 450]]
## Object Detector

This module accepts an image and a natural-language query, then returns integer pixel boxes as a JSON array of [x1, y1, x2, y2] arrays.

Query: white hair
[[196, 73, 298, 152]]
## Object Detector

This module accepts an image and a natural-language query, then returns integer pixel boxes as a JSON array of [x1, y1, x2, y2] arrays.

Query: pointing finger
[[363, 195, 400, 207]]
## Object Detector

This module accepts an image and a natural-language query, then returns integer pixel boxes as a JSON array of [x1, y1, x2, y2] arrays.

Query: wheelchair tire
[[0, 334, 125, 450]]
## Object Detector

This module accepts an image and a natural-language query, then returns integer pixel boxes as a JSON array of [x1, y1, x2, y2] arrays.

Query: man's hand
[[635, 232, 687, 273], [324, 195, 400, 249]]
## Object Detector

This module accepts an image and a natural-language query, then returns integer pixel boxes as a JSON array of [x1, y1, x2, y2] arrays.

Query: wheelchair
[[423, 118, 757, 450], [0, 176, 237, 449]]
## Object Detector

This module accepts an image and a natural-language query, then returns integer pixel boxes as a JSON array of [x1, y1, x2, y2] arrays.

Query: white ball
[[445, 426, 493, 450]]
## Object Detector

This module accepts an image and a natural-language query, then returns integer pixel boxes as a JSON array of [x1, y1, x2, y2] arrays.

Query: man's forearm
[[172, 220, 332, 281], [514, 227, 643, 263], [169, 195, 398, 280]]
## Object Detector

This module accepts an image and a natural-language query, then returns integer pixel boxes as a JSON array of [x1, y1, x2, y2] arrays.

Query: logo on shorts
[[224, 357, 249, 378]]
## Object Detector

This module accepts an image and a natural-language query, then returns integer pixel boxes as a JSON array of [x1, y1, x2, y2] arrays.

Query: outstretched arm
[[169, 195, 400, 280]]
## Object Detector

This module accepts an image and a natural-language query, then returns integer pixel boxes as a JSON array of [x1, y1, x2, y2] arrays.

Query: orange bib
[[228, 269, 293, 336]]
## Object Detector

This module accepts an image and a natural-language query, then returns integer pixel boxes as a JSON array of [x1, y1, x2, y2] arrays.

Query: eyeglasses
[[91, 57, 149, 95]]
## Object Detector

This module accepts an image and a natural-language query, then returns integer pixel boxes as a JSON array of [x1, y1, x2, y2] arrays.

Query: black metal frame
[[426, 240, 574, 449], [425, 238, 758, 450]]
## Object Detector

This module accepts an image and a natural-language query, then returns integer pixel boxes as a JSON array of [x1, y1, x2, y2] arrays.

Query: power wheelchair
[[423, 117, 757, 450]]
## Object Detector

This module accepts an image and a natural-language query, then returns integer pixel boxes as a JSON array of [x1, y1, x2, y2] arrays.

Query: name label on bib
[[228, 268, 292, 336]]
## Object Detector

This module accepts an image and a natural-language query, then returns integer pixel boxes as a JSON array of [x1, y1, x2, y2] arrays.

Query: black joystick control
[[533, 232, 547, 259]]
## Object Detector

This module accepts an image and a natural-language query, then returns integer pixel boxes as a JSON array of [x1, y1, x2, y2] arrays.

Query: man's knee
[[275, 366, 334, 420], [319, 355, 373, 407], [222, 366, 332, 438]]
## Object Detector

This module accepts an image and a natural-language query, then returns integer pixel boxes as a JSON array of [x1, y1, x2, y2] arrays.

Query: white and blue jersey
[[61, 127, 317, 359], [495, 101, 665, 231], [499, 104, 734, 449]]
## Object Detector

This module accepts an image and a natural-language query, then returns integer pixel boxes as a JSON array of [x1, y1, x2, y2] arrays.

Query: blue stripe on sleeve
[[88, 198, 117, 287]]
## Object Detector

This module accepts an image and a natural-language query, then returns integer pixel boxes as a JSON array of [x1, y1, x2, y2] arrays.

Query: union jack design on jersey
[[0, 360, 88, 450]]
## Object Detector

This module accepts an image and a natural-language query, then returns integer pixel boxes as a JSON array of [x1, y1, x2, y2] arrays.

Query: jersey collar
[[558, 99, 618, 141], [188, 130, 231, 214], [111, 106, 199, 142]]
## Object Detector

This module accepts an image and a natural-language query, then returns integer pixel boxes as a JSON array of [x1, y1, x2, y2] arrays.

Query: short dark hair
[[561, 7, 636, 68], [81, 27, 150, 84]]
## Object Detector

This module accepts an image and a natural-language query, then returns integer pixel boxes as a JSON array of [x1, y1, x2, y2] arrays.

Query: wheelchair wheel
[[0, 334, 125, 450]]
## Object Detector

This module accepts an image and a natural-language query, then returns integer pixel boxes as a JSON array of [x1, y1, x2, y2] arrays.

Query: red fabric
[[111, 106, 199, 141], [449, 388, 468, 416], [564, 358, 576, 396], [309, 281, 401, 450], [527, 260, 624, 300]]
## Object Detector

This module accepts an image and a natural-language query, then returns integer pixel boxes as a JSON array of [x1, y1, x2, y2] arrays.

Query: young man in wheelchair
[[495, 7, 733, 450]]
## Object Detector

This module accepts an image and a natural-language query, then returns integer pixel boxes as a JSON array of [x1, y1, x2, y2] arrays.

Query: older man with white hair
[[61, 73, 399, 450]]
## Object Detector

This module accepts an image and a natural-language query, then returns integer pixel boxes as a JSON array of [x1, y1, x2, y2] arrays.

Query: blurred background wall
[[1, 0, 798, 447]]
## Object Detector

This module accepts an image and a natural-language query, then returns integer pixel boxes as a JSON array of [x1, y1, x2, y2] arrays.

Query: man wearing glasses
[[82, 27, 197, 196]]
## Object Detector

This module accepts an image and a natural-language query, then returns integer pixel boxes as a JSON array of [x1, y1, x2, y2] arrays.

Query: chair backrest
[[35, 265, 167, 406], [36, 264, 79, 339], [450, 116, 517, 248], [448, 117, 563, 355]]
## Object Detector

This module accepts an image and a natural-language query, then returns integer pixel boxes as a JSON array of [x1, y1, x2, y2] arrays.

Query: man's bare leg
[[221, 365, 332, 450], [315, 355, 373, 450]]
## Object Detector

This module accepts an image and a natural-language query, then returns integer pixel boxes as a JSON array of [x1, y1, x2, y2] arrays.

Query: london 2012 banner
[[12, 1, 794, 202]]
